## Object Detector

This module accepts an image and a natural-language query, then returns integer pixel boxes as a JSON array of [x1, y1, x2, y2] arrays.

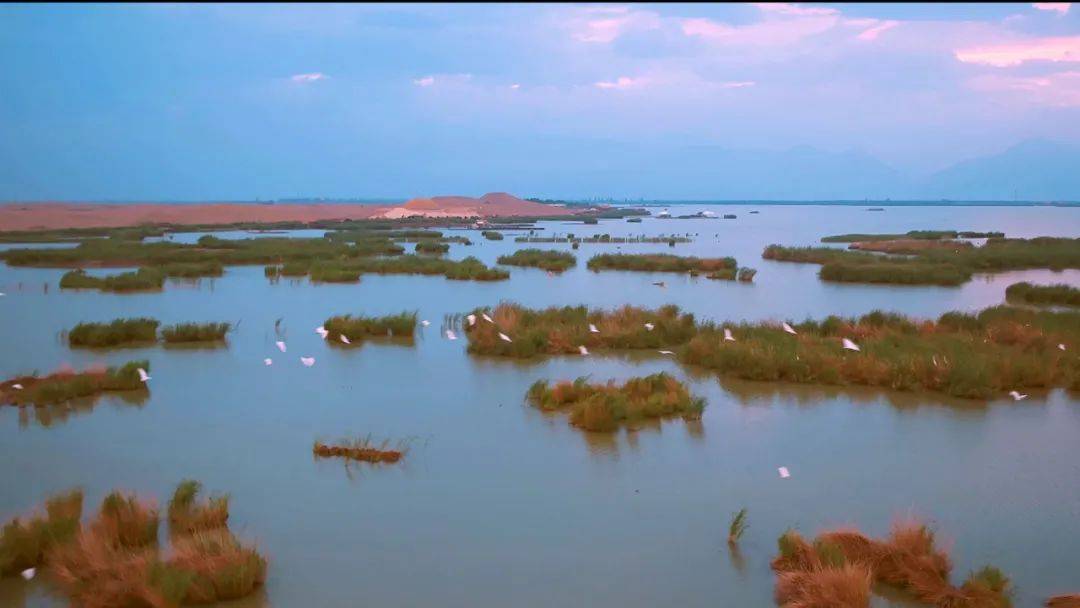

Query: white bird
[[315, 326, 329, 339], [20, 567, 34, 580], [137, 368, 151, 382], [275, 341, 287, 353], [466, 314, 477, 326], [579, 345, 589, 356], [499, 332, 513, 343], [263, 358, 273, 366], [482, 314, 495, 324], [778, 467, 791, 479], [1059, 343, 1066, 351], [932, 355, 938, 367], [658, 350, 675, 355], [12, 383, 23, 390], [339, 334, 351, 345], [300, 357, 315, 367], [644, 323, 655, 331], [421, 320, 431, 327], [782, 322, 797, 335], [723, 328, 735, 342], [1008, 390, 1027, 401], [446, 330, 457, 340], [589, 323, 600, 334], [842, 338, 860, 352]]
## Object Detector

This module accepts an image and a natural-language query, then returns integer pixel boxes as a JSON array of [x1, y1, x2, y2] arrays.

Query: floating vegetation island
[[515, 234, 691, 244], [1006, 282, 1080, 307], [1, 361, 150, 406], [313, 436, 406, 463], [526, 373, 705, 432], [323, 312, 418, 341], [496, 249, 577, 272], [67, 318, 230, 347]]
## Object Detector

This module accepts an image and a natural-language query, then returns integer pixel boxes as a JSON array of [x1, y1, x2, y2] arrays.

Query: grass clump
[[60, 268, 165, 292], [496, 248, 577, 272], [1046, 595, 1080, 607], [1006, 282, 1080, 307], [728, 508, 748, 545], [168, 529, 267, 604], [0, 489, 83, 576], [168, 480, 229, 536], [482, 230, 504, 240], [822, 230, 962, 242], [414, 241, 450, 255], [324, 311, 417, 341], [161, 322, 231, 344], [525, 373, 705, 432], [313, 436, 406, 463], [68, 318, 160, 348], [737, 267, 757, 282], [309, 263, 362, 283], [159, 261, 224, 278], [2, 361, 149, 406], [94, 492, 159, 549], [587, 253, 737, 273]]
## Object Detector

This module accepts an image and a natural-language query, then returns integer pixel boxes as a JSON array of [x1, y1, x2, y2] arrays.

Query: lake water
[[1, 204, 1078, 607]]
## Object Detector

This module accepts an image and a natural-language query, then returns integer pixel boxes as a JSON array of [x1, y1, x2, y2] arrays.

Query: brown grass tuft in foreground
[[94, 491, 159, 549], [313, 436, 405, 463], [775, 563, 873, 608], [168, 480, 229, 537]]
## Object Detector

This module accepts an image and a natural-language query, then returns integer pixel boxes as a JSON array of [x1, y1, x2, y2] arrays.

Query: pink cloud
[[413, 76, 435, 87], [753, 3, 838, 17], [568, 6, 660, 43], [857, 20, 900, 41], [594, 76, 647, 90], [290, 72, 327, 83], [955, 36, 1080, 67], [968, 70, 1080, 106], [1032, 3, 1071, 14], [720, 81, 756, 89]]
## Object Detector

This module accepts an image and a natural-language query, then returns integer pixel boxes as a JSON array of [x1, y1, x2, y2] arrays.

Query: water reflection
[[15, 390, 150, 429]]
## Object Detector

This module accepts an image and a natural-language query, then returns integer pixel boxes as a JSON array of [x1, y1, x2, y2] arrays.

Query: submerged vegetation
[[1006, 282, 1080, 307], [587, 253, 737, 273], [313, 436, 406, 463], [525, 373, 705, 432], [161, 322, 231, 344], [496, 248, 577, 272], [323, 311, 418, 341], [764, 237, 1080, 286], [68, 318, 160, 347], [773, 519, 1012, 608], [2, 361, 149, 406]]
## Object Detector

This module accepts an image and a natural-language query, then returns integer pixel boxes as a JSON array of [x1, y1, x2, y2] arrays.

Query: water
[[0, 205, 1077, 607]]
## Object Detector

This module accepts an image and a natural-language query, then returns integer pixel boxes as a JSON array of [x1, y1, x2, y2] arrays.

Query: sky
[[1, 3, 1079, 201]]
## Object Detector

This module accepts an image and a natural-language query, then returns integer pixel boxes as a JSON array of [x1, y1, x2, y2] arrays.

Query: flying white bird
[[20, 567, 34, 580], [482, 313, 494, 323], [466, 314, 477, 326], [579, 345, 589, 356], [778, 467, 791, 479], [644, 323, 655, 331], [842, 338, 860, 352], [275, 341, 287, 353], [137, 368, 151, 382], [782, 322, 797, 335], [1008, 390, 1027, 401], [421, 320, 431, 327], [658, 350, 675, 355], [263, 358, 273, 366], [339, 335, 351, 345], [499, 332, 513, 343], [300, 357, 315, 367], [589, 323, 600, 334], [446, 330, 457, 340], [723, 328, 735, 342], [1059, 343, 1067, 351], [315, 326, 329, 339], [12, 383, 23, 390]]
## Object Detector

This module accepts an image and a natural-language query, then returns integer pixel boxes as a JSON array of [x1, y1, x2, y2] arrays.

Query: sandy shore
[[0, 192, 567, 231]]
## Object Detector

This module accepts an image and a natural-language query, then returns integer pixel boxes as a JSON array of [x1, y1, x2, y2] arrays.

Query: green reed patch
[[1005, 282, 1080, 307], [161, 323, 231, 344], [482, 230, 504, 241], [168, 480, 230, 537], [0, 489, 83, 576], [526, 373, 705, 432], [68, 318, 160, 348], [587, 253, 737, 273], [324, 312, 417, 341], [60, 268, 165, 292], [496, 248, 577, 272], [414, 241, 450, 255], [2, 361, 150, 406]]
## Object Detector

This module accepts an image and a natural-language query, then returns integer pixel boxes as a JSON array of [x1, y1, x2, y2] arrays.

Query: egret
[[137, 368, 151, 382], [1008, 390, 1027, 401], [579, 345, 589, 356], [499, 332, 513, 343], [658, 350, 674, 355], [482, 313, 494, 323], [263, 358, 273, 366], [1059, 343, 1066, 351], [300, 357, 315, 367], [421, 320, 431, 327], [276, 341, 287, 353], [842, 338, 860, 352], [339, 335, 351, 345], [589, 323, 600, 334], [644, 323, 655, 331], [723, 328, 735, 342], [20, 568, 34, 580], [446, 330, 458, 340], [12, 383, 22, 390], [466, 314, 477, 326], [778, 467, 791, 479], [782, 322, 797, 335], [315, 326, 328, 339]]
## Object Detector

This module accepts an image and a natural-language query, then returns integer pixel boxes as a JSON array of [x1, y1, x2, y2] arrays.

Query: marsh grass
[[324, 312, 417, 341], [515, 235, 691, 244], [161, 322, 231, 344], [822, 230, 963, 242], [482, 230, 504, 241], [294, 255, 508, 282], [1006, 282, 1080, 307], [313, 436, 407, 463], [728, 508, 749, 545], [1046, 595, 1080, 607], [2, 361, 149, 406], [414, 241, 450, 255], [309, 263, 362, 283], [496, 249, 577, 272], [68, 318, 160, 348], [168, 529, 267, 604], [587, 253, 737, 273], [525, 373, 705, 432], [0, 489, 83, 576], [94, 492, 159, 549], [159, 261, 224, 278], [737, 267, 757, 282], [60, 268, 165, 292], [168, 480, 230, 536]]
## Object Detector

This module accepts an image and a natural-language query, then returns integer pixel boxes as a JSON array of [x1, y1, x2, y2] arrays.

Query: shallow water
[[0, 205, 1078, 607]]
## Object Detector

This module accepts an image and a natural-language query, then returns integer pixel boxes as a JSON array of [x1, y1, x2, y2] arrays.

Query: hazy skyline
[[2, 3, 1079, 200]]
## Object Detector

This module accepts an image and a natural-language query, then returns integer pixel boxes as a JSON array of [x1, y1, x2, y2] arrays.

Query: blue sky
[[1, 3, 1078, 200]]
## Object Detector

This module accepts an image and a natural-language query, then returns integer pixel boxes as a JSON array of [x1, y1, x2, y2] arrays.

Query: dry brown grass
[[313, 436, 405, 463], [775, 564, 873, 608], [50, 530, 178, 608], [93, 491, 159, 549], [167, 481, 229, 537], [1046, 595, 1080, 608], [168, 529, 267, 604]]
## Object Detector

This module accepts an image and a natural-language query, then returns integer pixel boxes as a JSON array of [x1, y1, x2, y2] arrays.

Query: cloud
[[720, 81, 756, 88], [594, 76, 648, 90], [955, 36, 1080, 67], [752, 3, 839, 17], [413, 76, 435, 87], [290, 72, 327, 83], [510, 83, 521, 90], [968, 70, 1080, 106], [412, 74, 474, 88], [566, 5, 660, 43], [680, 3, 898, 48], [857, 20, 900, 41], [1032, 3, 1071, 14]]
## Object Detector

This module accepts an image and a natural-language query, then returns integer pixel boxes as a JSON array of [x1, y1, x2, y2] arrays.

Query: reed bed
[[587, 253, 737, 273], [323, 312, 418, 341], [822, 230, 964, 242], [313, 436, 406, 463], [293, 255, 508, 282], [849, 239, 973, 254], [482, 230, 504, 241], [414, 241, 450, 255], [0, 489, 83, 576], [515, 235, 691, 244], [728, 508, 748, 545], [159, 261, 224, 278], [525, 373, 705, 432], [464, 303, 697, 358], [773, 520, 1012, 608], [168, 529, 267, 604], [93, 492, 159, 549], [2, 361, 149, 406], [1006, 282, 1080, 307], [68, 318, 160, 348], [168, 480, 230, 536], [1046, 595, 1080, 607], [161, 322, 231, 344], [309, 263, 362, 283], [60, 268, 165, 292], [496, 249, 577, 272]]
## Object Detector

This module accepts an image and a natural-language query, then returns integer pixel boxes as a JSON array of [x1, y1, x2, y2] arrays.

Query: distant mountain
[[919, 140, 1080, 201]]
